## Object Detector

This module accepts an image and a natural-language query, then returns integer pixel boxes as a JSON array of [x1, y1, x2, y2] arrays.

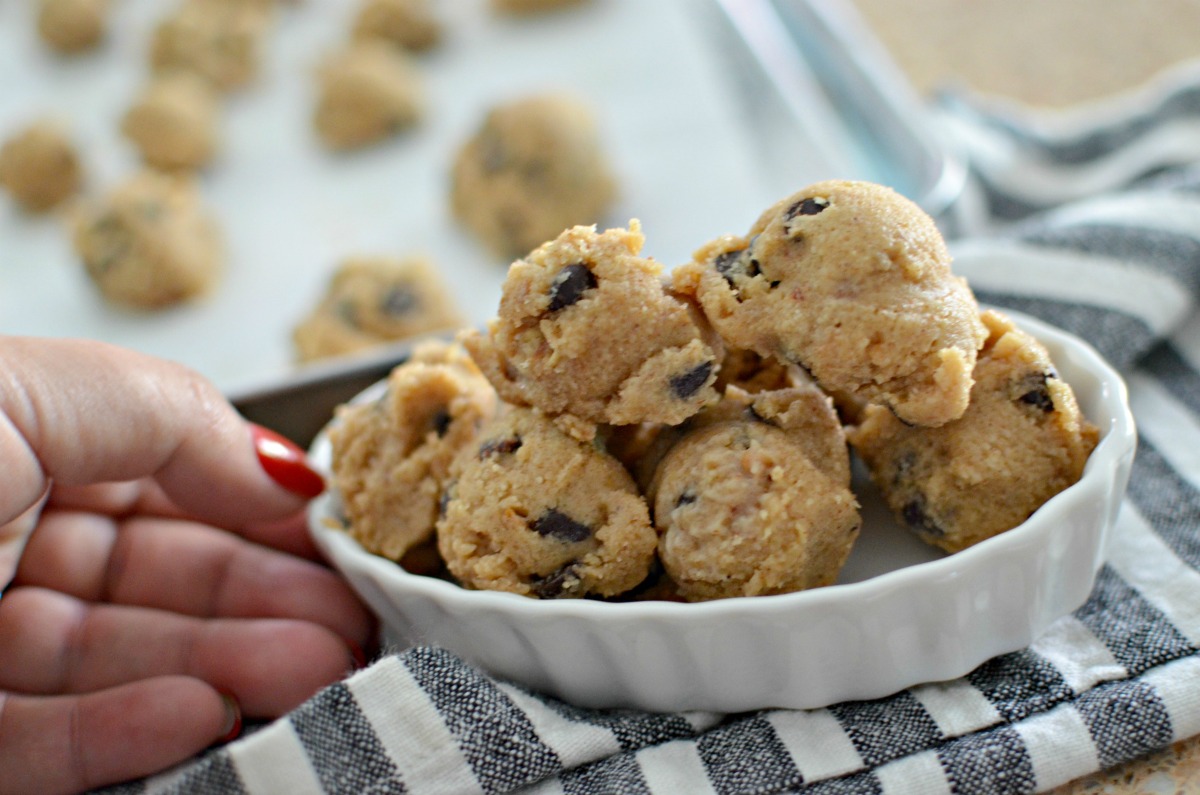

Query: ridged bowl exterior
[[309, 311, 1135, 712]]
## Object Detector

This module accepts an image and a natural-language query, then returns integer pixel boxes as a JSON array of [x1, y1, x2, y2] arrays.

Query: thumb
[[0, 337, 323, 528]]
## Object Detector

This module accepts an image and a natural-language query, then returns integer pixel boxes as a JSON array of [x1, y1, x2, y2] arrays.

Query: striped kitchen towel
[[101, 69, 1200, 795]]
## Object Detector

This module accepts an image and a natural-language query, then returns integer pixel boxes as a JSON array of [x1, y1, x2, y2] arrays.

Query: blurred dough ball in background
[[313, 41, 424, 151], [121, 73, 221, 172], [292, 255, 464, 362], [149, 0, 274, 92], [0, 120, 83, 213], [852, 0, 1200, 107], [37, 0, 109, 55], [351, 0, 442, 53], [450, 93, 617, 261]]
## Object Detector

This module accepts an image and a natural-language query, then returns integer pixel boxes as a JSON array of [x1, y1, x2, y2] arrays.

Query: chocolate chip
[[382, 285, 418, 317], [531, 563, 580, 598], [431, 410, 451, 437], [785, 197, 829, 218], [674, 490, 697, 509], [530, 508, 592, 543], [901, 497, 944, 536], [669, 360, 713, 399], [547, 264, 597, 311], [479, 436, 522, 458], [713, 248, 762, 291], [1017, 372, 1056, 413]]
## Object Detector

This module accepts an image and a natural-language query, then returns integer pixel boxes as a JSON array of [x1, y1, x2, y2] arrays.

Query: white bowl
[[307, 310, 1136, 713]]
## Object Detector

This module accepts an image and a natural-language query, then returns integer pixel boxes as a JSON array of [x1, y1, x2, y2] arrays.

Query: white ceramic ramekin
[[308, 310, 1135, 713]]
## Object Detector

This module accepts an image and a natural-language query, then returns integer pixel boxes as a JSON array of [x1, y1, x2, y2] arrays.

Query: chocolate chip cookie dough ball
[[438, 407, 656, 598], [352, 0, 441, 52], [292, 255, 464, 362], [0, 120, 82, 213], [330, 341, 499, 562], [648, 387, 860, 602], [149, 0, 271, 91], [450, 94, 616, 259], [37, 0, 109, 54], [72, 171, 222, 309], [462, 221, 723, 429], [121, 73, 220, 172], [314, 41, 423, 150], [848, 310, 1100, 554], [674, 180, 987, 427]]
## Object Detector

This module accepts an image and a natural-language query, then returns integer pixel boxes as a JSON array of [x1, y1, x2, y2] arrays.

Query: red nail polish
[[250, 424, 325, 499], [218, 691, 243, 744], [348, 640, 367, 670]]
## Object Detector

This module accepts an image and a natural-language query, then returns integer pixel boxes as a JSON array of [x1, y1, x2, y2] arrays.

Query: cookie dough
[[674, 180, 987, 427], [352, 0, 441, 52], [437, 407, 657, 598], [648, 386, 860, 602], [292, 255, 463, 362], [72, 171, 222, 309], [121, 73, 219, 171], [462, 221, 722, 428], [450, 93, 616, 259], [847, 310, 1100, 554], [0, 120, 82, 213], [491, 0, 591, 13], [37, 0, 108, 54], [314, 41, 423, 150], [149, 0, 271, 91], [330, 341, 499, 562]]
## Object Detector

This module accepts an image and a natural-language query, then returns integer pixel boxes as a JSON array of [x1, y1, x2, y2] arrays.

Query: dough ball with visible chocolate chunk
[[38, 0, 109, 54], [330, 341, 499, 562], [0, 120, 83, 213], [847, 309, 1099, 554], [352, 0, 441, 52], [72, 171, 222, 309], [437, 407, 656, 598], [674, 180, 987, 427], [292, 255, 463, 362], [450, 93, 616, 259], [462, 221, 723, 429], [121, 73, 220, 172], [314, 41, 423, 150], [648, 385, 860, 602]]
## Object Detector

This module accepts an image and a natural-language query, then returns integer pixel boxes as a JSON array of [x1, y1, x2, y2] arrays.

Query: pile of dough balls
[[329, 180, 1098, 603]]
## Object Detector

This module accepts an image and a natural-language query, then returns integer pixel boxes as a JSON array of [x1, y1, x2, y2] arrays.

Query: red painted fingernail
[[250, 423, 325, 499], [218, 691, 243, 744], [348, 640, 367, 670]]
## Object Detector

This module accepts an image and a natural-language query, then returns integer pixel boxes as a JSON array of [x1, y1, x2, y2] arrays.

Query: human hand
[[0, 337, 375, 795]]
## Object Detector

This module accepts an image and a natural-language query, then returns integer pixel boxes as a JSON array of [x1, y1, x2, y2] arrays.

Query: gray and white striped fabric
[[102, 71, 1200, 795]]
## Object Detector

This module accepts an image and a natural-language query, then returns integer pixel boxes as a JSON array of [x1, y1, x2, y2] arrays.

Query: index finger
[[0, 337, 323, 530]]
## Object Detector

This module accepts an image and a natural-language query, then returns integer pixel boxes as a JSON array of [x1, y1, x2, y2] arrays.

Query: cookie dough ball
[[292, 255, 464, 362], [848, 310, 1100, 554], [149, 0, 271, 91], [462, 221, 722, 428], [491, 0, 591, 13], [121, 73, 220, 171], [352, 0, 441, 52], [314, 41, 423, 150], [37, 0, 109, 54], [649, 394, 860, 602], [438, 407, 657, 598], [450, 93, 616, 259], [330, 341, 499, 562], [674, 180, 987, 427], [0, 120, 82, 213], [72, 171, 222, 309]]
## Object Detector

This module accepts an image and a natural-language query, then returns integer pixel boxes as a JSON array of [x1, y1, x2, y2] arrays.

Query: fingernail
[[218, 690, 243, 744], [348, 640, 367, 670], [250, 423, 325, 499]]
